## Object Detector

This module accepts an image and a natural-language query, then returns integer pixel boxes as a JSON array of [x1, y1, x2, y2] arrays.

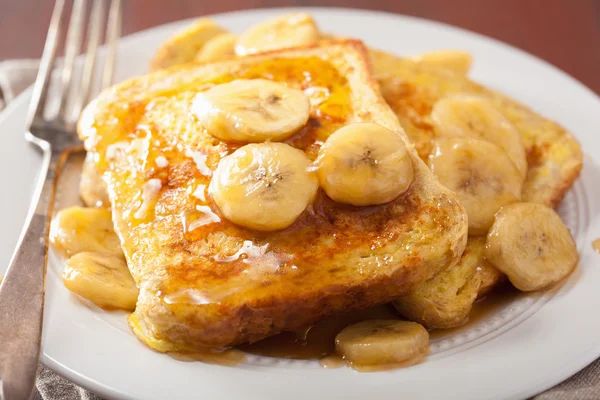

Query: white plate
[[1, 7, 600, 400]]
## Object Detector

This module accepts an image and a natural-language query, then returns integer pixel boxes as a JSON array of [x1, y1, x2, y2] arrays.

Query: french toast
[[392, 237, 503, 329], [83, 15, 583, 332], [370, 49, 581, 327], [78, 40, 468, 351], [369, 49, 583, 208], [149, 20, 581, 213]]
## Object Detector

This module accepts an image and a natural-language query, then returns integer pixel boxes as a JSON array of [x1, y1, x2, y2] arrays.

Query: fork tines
[[27, 0, 122, 130]]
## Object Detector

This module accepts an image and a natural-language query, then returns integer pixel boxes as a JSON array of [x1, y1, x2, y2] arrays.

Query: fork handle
[[0, 147, 63, 400]]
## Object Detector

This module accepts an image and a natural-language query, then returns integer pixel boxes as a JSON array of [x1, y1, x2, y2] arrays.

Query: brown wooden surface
[[1, 0, 599, 94]]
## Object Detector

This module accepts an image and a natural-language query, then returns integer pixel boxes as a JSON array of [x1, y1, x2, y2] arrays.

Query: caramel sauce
[[241, 304, 400, 359], [592, 238, 600, 254], [168, 348, 247, 366], [242, 285, 521, 363]]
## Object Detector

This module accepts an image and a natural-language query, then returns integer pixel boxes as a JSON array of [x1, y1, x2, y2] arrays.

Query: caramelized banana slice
[[193, 79, 310, 142], [236, 13, 320, 56], [317, 123, 413, 206], [335, 320, 429, 367], [431, 96, 527, 179], [410, 50, 473, 75], [50, 207, 123, 257], [63, 252, 138, 310], [195, 33, 237, 62], [209, 142, 318, 231], [428, 137, 522, 235], [485, 203, 578, 291]]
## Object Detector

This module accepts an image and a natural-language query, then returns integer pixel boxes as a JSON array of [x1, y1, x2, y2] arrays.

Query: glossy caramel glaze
[[78, 41, 468, 351], [242, 303, 400, 359]]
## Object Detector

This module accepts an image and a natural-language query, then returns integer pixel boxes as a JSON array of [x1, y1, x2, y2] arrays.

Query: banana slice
[[63, 252, 138, 310], [335, 320, 429, 368], [195, 33, 237, 62], [410, 50, 473, 75], [193, 79, 310, 142], [317, 123, 414, 206], [428, 137, 522, 235], [431, 96, 527, 179], [485, 202, 578, 291], [50, 207, 123, 257], [149, 19, 228, 71], [235, 13, 319, 56], [209, 142, 318, 231]]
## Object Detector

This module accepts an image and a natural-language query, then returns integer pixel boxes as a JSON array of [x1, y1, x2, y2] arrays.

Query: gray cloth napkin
[[1, 59, 598, 400]]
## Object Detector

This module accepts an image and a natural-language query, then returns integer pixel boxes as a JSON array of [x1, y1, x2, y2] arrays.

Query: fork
[[0, 0, 121, 398]]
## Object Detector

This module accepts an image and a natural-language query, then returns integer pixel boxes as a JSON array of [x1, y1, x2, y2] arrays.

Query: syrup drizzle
[[187, 205, 221, 231], [214, 240, 269, 263], [185, 148, 212, 176]]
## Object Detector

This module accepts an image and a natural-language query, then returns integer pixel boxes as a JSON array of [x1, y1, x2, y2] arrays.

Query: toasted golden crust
[[79, 41, 468, 351], [393, 237, 494, 329], [475, 262, 506, 297]]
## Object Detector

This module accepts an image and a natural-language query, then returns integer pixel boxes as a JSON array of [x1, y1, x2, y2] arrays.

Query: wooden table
[[1, 0, 599, 94]]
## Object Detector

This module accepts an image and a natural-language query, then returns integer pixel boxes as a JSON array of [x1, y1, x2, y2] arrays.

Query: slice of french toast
[[392, 237, 505, 329], [78, 40, 468, 351], [370, 49, 583, 208], [370, 49, 581, 327]]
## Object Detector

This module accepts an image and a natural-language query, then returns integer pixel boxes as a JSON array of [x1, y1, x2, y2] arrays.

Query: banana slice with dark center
[[317, 123, 414, 206], [63, 252, 138, 311], [428, 137, 522, 235], [209, 142, 318, 231], [335, 320, 430, 368], [235, 13, 319, 56], [431, 96, 528, 180], [485, 202, 578, 291], [193, 79, 310, 143]]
